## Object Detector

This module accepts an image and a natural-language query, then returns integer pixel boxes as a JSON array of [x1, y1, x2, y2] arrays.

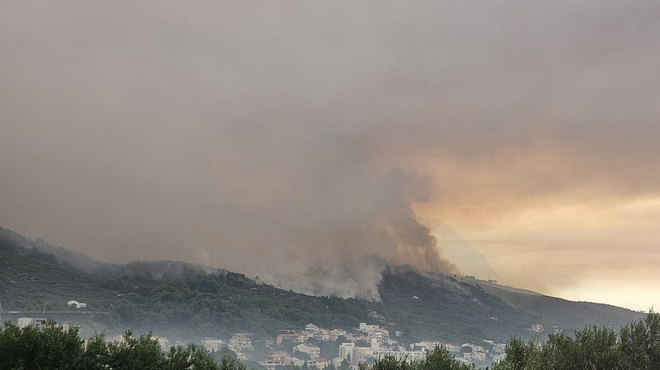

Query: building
[[294, 343, 321, 359], [309, 357, 330, 369], [367, 329, 389, 341], [230, 333, 253, 351], [17, 318, 46, 329], [353, 347, 375, 364], [67, 300, 87, 309], [277, 333, 308, 345], [305, 323, 320, 332], [339, 342, 355, 361], [358, 323, 379, 332], [463, 352, 486, 362], [375, 349, 426, 362], [414, 341, 450, 352], [153, 336, 170, 351], [313, 329, 332, 341], [331, 329, 347, 337], [265, 352, 291, 370], [201, 338, 227, 352], [493, 354, 506, 363]]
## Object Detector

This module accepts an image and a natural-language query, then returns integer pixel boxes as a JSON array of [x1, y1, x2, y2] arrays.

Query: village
[[198, 322, 508, 368], [10, 315, 513, 367]]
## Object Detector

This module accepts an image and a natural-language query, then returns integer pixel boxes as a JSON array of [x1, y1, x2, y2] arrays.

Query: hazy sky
[[1, 1, 659, 309]]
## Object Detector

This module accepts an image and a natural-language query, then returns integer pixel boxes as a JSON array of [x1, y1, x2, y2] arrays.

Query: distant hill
[[0, 225, 644, 345], [461, 277, 644, 333]]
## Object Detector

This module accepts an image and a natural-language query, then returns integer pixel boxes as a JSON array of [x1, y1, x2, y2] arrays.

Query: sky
[[1, 1, 659, 310]]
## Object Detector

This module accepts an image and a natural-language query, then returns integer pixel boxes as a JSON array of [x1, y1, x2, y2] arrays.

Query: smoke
[[188, 167, 458, 300], [1, 1, 659, 304]]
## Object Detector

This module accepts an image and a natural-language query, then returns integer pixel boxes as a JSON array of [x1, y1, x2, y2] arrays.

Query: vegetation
[[490, 311, 660, 370], [0, 225, 646, 346], [1, 304, 658, 369], [0, 320, 241, 370], [367, 346, 475, 370]]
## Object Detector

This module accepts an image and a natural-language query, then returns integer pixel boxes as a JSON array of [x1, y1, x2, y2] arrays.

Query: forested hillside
[[0, 226, 645, 345]]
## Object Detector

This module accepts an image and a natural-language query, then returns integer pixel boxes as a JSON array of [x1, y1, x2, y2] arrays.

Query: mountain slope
[[463, 277, 645, 333], [0, 226, 644, 345]]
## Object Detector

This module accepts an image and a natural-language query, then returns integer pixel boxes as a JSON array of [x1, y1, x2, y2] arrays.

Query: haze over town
[[1, 1, 659, 311]]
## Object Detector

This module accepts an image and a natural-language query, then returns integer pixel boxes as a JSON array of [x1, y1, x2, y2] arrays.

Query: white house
[[17, 318, 46, 329], [67, 300, 87, 309], [265, 352, 291, 370], [464, 352, 486, 362], [201, 338, 227, 352], [339, 342, 355, 361], [277, 333, 308, 345], [359, 323, 379, 332], [331, 329, 347, 337], [313, 329, 332, 341], [305, 323, 320, 332], [294, 343, 321, 359], [230, 333, 253, 351], [308, 357, 330, 369]]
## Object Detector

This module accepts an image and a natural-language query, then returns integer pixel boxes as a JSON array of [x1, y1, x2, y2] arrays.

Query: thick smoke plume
[[2, 1, 659, 304], [189, 167, 458, 300]]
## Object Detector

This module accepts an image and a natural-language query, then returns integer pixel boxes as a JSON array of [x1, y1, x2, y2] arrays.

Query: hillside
[[0, 226, 644, 346], [463, 277, 645, 333]]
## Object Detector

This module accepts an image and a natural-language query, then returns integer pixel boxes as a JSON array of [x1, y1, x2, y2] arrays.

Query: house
[[294, 343, 321, 359], [331, 329, 347, 337], [313, 329, 332, 341], [277, 333, 307, 345], [17, 318, 46, 329], [492, 344, 505, 354], [358, 323, 379, 332], [339, 342, 355, 361], [464, 352, 486, 362], [367, 329, 389, 341], [462, 343, 485, 353], [353, 347, 375, 364], [305, 323, 320, 332], [375, 349, 425, 362], [153, 336, 170, 351], [230, 333, 253, 351], [67, 300, 87, 309], [265, 352, 291, 370], [201, 338, 227, 352], [414, 341, 442, 351], [309, 357, 330, 369]]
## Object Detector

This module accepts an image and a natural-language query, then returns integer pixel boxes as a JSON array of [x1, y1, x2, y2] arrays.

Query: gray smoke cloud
[[187, 166, 458, 299], [1, 1, 659, 300]]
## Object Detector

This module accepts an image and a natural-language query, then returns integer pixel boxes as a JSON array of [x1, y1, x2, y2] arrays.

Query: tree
[[0, 320, 83, 370], [165, 343, 219, 370], [106, 330, 166, 370]]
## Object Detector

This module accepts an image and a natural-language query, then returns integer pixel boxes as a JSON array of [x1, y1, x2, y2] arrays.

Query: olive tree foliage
[[491, 311, 660, 370], [364, 346, 474, 370], [0, 320, 242, 370]]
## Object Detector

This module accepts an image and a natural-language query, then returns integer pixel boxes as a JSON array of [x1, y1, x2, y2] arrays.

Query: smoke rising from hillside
[[188, 167, 458, 299], [1, 1, 660, 305]]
